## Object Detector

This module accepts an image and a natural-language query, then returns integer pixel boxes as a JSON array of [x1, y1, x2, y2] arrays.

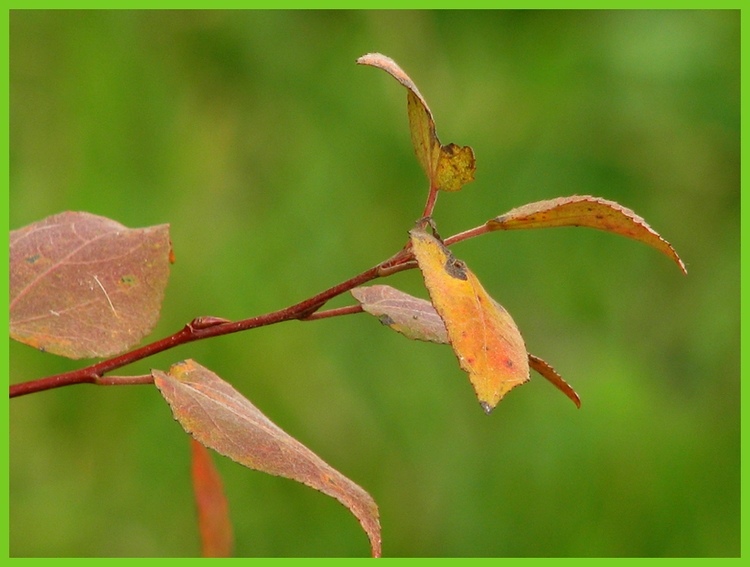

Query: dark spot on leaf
[[120, 275, 137, 286], [444, 253, 468, 280], [504, 359, 514, 368], [25, 254, 41, 264], [378, 314, 396, 327]]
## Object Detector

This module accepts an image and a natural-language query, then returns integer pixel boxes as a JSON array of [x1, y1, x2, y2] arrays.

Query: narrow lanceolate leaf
[[357, 52, 476, 192], [351, 285, 449, 343], [9, 211, 172, 358], [486, 195, 687, 275], [154, 360, 381, 558], [353, 284, 580, 408], [191, 438, 233, 558], [410, 228, 529, 413], [527, 354, 580, 408]]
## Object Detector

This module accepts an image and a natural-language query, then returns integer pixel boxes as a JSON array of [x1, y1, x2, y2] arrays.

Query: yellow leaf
[[358, 53, 476, 193], [406, 90, 440, 182], [410, 228, 529, 412], [435, 143, 476, 192]]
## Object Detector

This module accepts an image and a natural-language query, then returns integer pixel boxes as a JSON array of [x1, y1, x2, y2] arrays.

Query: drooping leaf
[[355, 284, 579, 408], [9, 211, 172, 358], [153, 360, 381, 558], [527, 354, 580, 408], [410, 228, 529, 413], [351, 285, 448, 344], [353, 285, 580, 408], [191, 438, 233, 558], [357, 52, 476, 192], [486, 195, 687, 274]]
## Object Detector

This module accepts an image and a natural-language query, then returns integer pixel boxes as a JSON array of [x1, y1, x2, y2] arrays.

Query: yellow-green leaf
[[358, 52, 476, 193], [410, 228, 529, 413], [435, 143, 476, 192], [486, 195, 687, 274]]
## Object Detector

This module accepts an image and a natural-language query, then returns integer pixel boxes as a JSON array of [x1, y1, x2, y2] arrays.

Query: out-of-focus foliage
[[9, 10, 738, 557]]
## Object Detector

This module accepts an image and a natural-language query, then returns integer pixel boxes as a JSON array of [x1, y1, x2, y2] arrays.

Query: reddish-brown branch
[[9, 252, 410, 398], [9, 222, 490, 399]]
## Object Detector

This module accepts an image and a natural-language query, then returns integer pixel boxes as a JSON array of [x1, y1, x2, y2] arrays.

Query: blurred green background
[[9, 10, 739, 557]]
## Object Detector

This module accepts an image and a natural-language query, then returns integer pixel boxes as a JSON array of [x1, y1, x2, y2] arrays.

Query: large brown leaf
[[9, 211, 172, 358], [153, 360, 381, 557], [486, 195, 687, 274], [357, 53, 475, 192], [410, 228, 529, 413]]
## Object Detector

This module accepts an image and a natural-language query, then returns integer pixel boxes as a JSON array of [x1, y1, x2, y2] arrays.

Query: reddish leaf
[[486, 195, 687, 274], [191, 438, 233, 557], [357, 52, 475, 192], [351, 285, 448, 344], [527, 354, 580, 408], [9, 211, 172, 358], [153, 360, 381, 558], [410, 228, 529, 413]]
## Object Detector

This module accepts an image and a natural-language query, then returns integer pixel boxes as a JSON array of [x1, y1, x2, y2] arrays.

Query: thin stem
[[95, 374, 155, 386], [301, 304, 364, 321], [443, 223, 490, 247], [421, 185, 439, 219]]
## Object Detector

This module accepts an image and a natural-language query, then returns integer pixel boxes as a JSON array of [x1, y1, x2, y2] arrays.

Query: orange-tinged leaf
[[191, 438, 233, 558], [358, 52, 476, 193], [351, 285, 448, 344], [486, 195, 687, 275], [9, 211, 172, 358], [354, 285, 580, 408], [154, 360, 381, 558], [410, 228, 529, 413]]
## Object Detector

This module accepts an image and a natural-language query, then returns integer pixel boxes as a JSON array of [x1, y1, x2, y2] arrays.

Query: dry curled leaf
[[410, 228, 529, 413], [486, 195, 687, 274], [153, 360, 381, 558], [9, 211, 172, 358], [357, 52, 475, 192]]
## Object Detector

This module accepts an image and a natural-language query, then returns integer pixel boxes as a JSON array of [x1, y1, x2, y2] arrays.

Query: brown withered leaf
[[357, 52, 475, 192], [486, 195, 687, 274], [351, 285, 448, 344], [410, 228, 529, 413], [191, 438, 233, 558], [153, 360, 381, 558], [9, 211, 172, 358]]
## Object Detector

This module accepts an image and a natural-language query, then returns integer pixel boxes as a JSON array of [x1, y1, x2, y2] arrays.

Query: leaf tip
[[480, 401, 495, 415]]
